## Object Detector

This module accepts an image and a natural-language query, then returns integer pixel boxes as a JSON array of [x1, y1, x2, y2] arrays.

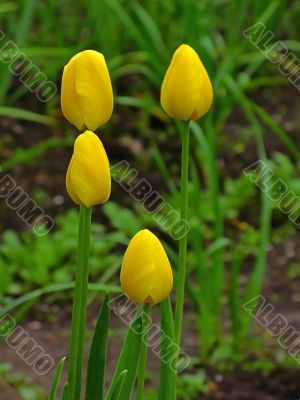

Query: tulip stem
[[136, 304, 151, 400], [174, 121, 190, 348], [68, 205, 92, 400]]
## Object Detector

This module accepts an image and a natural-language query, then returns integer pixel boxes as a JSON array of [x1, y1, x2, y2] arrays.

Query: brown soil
[[203, 367, 300, 400]]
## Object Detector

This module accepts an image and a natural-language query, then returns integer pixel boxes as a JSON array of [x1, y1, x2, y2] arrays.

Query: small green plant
[[0, 209, 128, 300], [177, 371, 208, 400], [0, 362, 44, 400]]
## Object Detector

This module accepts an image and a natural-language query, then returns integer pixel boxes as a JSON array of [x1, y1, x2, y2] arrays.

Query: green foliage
[[48, 357, 66, 400], [176, 371, 208, 400], [158, 298, 176, 400], [0, 209, 127, 299], [105, 313, 143, 400], [86, 295, 110, 400], [0, 362, 44, 399], [143, 371, 209, 400]]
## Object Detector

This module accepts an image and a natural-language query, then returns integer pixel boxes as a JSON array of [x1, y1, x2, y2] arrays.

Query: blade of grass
[[62, 383, 69, 400], [228, 250, 243, 354], [0, 282, 121, 319], [158, 298, 176, 400], [0, 0, 37, 101], [131, 0, 168, 59], [105, 312, 143, 400], [103, 0, 162, 78], [191, 118, 224, 341], [48, 357, 66, 400], [225, 75, 272, 338], [250, 101, 300, 161], [105, 370, 128, 400], [0, 106, 55, 125], [1, 137, 73, 172], [86, 294, 110, 400], [190, 162, 216, 359]]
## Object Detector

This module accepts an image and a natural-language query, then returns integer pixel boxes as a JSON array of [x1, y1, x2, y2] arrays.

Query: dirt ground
[[1, 301, 300, 399]]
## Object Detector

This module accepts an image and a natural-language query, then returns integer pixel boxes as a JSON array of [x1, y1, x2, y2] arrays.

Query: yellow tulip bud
[[161, 44, 213, 121], [66, 130, 111, 207], [61, 50, 113, 131], [120, 229, 173, 305]]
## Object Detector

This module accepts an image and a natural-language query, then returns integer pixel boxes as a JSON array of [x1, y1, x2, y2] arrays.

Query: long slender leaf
[[106, 370, 128, 400], [158, 298, 176, 400], [0, 282, 121, 319], [48, 357, 66, 400], [105, 313, 143, 400], [251, 101, 300, 161], [0, 106, 55, 125], [62, 383, 69, 400], [228, 252, 243, 348], [1, 137, 73, 172], [0, 0, 37, 101], [86, 295, 110, 400]]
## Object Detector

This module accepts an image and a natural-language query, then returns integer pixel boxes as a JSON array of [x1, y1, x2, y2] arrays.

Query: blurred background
[[0, 0, 300, 399]]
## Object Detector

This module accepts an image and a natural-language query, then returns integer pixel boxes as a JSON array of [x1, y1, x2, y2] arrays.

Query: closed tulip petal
[[120, 229, 173, 305], [75, 50, 113, 130], [161, 44, 213, 120], [66, 156, 81, 205], [66, 130, 111, 207], [61, 55, 85, 130], [61, 50, 113, 131]]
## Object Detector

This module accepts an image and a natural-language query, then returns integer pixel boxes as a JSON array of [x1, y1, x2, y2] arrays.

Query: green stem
[[68, 205, 92, 400], [174, 121, 190, 347], [136, 304, 150, 400]]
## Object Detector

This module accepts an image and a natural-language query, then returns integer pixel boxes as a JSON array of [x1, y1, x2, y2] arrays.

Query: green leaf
[[86, 295, 110, 400], [0, 282, 121, 319], [105, 313, 143, 400], [1, 137, 73, 172], [62, 383, 69, 400], [0, 106, 55, 125], [158, 298, 176, 400], [48, 357, 66, 400], [106, 370, 128, 400]]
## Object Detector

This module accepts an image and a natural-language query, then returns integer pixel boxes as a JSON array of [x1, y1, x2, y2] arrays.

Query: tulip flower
[[161, 44, 213, 120], [66, 130, 111, 207], [61, 50, 113, 131], [120, 229, 173, 305]]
